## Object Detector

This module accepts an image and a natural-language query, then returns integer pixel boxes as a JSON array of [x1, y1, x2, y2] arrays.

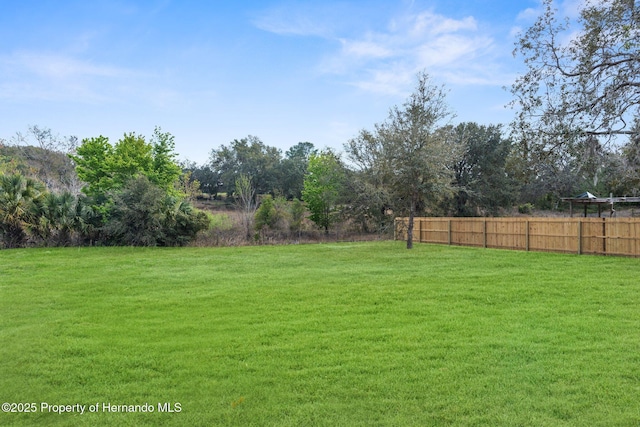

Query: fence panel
[[451, 219, 484, 247], [395, 217, 640, 257], [486, 218, 527, 250]]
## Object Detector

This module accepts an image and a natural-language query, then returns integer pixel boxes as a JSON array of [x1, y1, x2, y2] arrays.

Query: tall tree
[[209, 136, 282, 196], [149, 127, 182, 193], [341, 166, 393, 234], [181, 160, 220, 198], [302, 150, 344, 234], [70, 129, 183, 200], [279, 142, 315, 199], [69, 135, 115, 200], [450, 123, 516, 216], [511, 0, 640, 150], [346, 71, 459, 248]]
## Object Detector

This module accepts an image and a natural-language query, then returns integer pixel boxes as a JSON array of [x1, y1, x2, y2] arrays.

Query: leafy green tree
[[346, 71, 459, 248], [181, 160, 220, 198], [279, 142, 315, 199], [69, 135, 115, 199], [450, 123, 516, 216], [70, 127, 182, 200], [511, 0, 639, 150], [149, 127, 182, 193], [341, 167, 393, 234], [302, 150, 345, 234], [69, 129, 206, 246], [210, 136, 282, 196], [0, 173, 45, 248]]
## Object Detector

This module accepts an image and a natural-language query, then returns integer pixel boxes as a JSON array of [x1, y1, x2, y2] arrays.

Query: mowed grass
[[1, 242, 639, 426]]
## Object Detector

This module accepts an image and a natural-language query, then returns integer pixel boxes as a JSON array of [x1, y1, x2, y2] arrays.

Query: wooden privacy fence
[[395, 217, 640, 257]]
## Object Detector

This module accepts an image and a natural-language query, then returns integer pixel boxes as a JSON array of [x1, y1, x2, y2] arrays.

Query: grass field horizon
[[1, 242, 639, 426]]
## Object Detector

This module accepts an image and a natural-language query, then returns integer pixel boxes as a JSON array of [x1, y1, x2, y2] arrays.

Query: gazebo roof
[[575, 191, 597, 199], [561, 194, 640, 205]]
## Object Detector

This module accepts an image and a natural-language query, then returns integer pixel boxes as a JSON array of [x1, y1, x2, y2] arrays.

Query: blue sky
[[0, 0, 581, 163]]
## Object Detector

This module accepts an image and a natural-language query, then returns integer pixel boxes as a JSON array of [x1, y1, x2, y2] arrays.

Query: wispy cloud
[[0, 51, 142, 102], [251, 3, 347, 37], [5, 52, 130, 79], [254, 3, 515, 95], [325, 9, 509, 95], [339, 37, 394, 60]]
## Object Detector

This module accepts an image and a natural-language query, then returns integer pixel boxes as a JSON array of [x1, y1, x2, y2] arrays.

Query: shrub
[[103, 176, 209, 246], [518, 203, 534, 214]]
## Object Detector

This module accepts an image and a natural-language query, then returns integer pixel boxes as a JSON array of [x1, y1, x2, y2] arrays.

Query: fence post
[[526, 220, 530, 251], [577, 220, 582, 255], [483, 219, 487, 248], [394, 218, 397, 241], [448, 219, 452, 245], [602, 218, 607, 255], [419, 218, 423, 243]]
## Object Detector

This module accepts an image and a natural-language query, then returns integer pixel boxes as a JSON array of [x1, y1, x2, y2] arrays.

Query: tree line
[[2, 0, 638, 249], [2, 88, 638, 248]]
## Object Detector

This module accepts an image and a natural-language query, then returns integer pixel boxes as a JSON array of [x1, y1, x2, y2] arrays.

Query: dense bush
[[0, 173, 44, 248], [0, 172, 209, 248], [102, 176, 209, 246]]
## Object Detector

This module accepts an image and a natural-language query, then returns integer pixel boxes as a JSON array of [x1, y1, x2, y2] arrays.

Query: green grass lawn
[[1, 242, 639, 426]]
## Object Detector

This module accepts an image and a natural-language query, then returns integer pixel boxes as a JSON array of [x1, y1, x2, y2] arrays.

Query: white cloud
[[253, 3, 525, 97], [251, 3, 345, 37], [409, 12, 477, 37], [323, 9, 506, 94], [252, 13, 330, 37], [0, 51, 142, 103], [349, 66, 415, 96], [8, 52, 130, 80], [339, 37, 393, 59], [516, 7, 540, 22], [416, 33, 493, 68]]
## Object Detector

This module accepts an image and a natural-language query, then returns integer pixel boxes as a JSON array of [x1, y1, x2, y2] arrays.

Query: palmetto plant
[[0, 173, 44, 248], [30, 191, 77, 246]]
